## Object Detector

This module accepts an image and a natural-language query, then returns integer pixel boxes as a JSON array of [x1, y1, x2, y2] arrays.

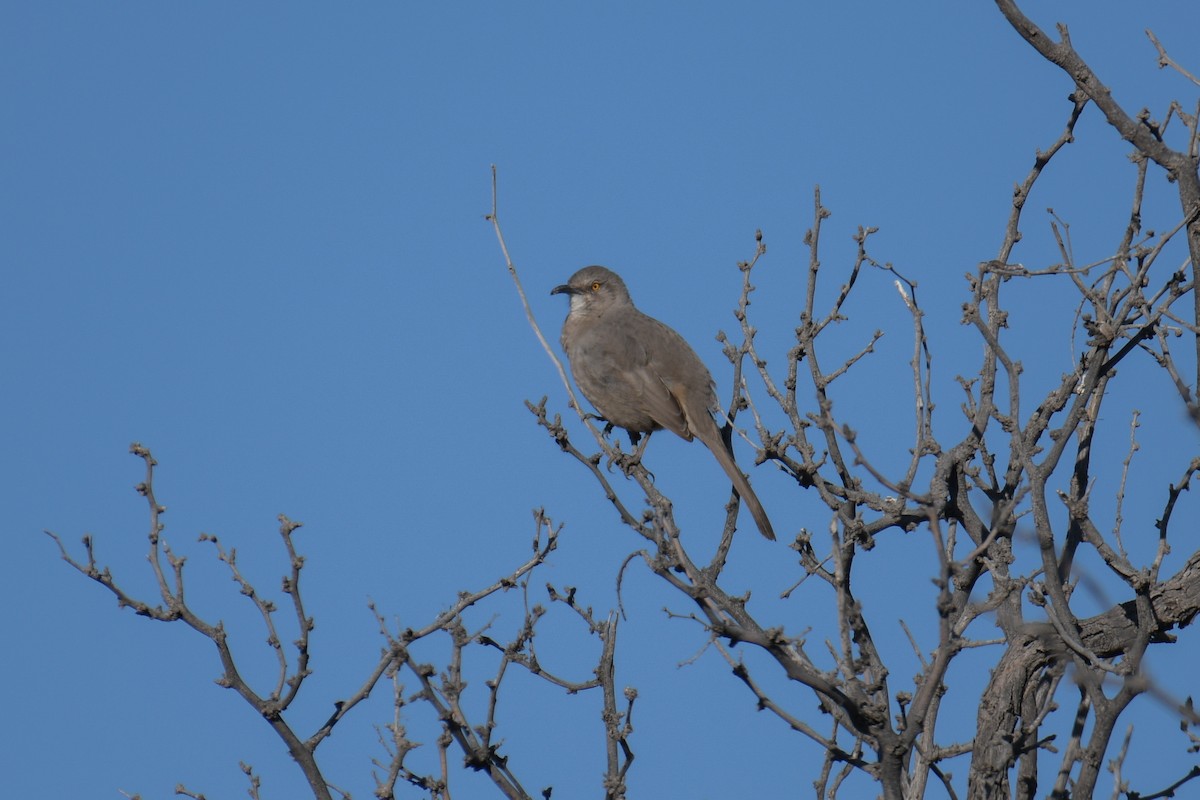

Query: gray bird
[[551, 265, 776, 540]]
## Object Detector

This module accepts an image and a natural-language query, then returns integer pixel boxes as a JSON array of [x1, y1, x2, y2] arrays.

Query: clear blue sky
[[4, 3, 1198, 798]]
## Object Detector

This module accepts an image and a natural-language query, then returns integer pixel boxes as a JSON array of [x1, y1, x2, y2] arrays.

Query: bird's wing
[[642, 319, 715, 440], [626, 346, 693, 440]]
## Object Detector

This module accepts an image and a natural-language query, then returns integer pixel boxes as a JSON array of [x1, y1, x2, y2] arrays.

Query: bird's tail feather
[[704, 418, 776, 541]]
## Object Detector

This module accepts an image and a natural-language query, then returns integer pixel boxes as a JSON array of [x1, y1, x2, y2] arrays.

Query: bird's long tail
[[700, 418, 776, 540]]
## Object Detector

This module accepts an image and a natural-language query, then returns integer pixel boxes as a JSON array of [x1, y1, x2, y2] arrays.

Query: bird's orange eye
[[591, 281, 602, 291]]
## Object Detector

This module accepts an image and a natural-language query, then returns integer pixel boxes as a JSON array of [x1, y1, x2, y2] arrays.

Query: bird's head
[[551, 266, 632, 316]]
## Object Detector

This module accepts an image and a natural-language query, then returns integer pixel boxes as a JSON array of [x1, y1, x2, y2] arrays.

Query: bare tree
[[48, 443, 633, 800], [47, 3, 1200, 799]]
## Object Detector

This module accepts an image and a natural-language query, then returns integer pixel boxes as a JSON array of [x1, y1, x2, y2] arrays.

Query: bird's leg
[[618, 431, 656, 480], [631, 430, 650, 461], [593, 417, 635, 474], [580, 410, 611, 431], [601, 430, 655, 479], [584, 414, 629, 462], [603, 437, 632, 474]]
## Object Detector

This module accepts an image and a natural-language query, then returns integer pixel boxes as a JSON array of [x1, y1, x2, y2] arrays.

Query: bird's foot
[[603, 447, 656, 480], [581, 411, 611, 431], [606, 450, 641, 477]]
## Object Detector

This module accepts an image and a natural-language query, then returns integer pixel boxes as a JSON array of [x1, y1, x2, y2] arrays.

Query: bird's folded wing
[[630, 365, 693, 440]]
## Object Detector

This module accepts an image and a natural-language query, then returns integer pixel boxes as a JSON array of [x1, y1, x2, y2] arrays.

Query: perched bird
[[551, 265, 775, 540]]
